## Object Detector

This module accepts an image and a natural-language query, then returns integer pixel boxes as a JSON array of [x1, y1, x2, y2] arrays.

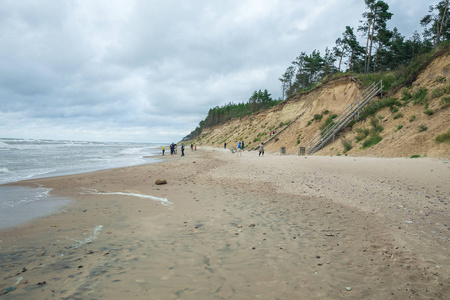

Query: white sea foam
[[0, 167, 10, 174], [83, 188, 172, 206], [70, 225, 103, 248]]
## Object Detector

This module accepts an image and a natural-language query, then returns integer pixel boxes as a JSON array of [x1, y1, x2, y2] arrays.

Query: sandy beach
[[1, 148, 449, 299]]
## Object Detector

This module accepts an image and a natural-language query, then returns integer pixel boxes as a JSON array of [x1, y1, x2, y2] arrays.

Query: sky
[[0, 0, 437, 143]]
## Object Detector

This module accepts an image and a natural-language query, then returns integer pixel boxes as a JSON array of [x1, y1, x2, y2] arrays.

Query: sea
[[0, 138, 163, 230]]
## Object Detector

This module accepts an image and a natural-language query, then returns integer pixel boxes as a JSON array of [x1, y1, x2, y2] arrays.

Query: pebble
[[346, 287, 352, 291], [4, 286, 16, 293]]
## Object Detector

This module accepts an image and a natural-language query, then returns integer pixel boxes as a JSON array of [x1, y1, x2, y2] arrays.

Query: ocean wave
[[0, 167, 10, 174], [0, 186, 53, 208], [0, 141, 10, 149], [118, 147, 146, 155]]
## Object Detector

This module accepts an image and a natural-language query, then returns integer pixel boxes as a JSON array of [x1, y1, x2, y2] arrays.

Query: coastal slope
[[190, 50, 450, 159]]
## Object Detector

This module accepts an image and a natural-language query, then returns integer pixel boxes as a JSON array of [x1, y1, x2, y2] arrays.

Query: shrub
[[410, 155, 421, 158], [413, 88, 428, 104], [322, 110, 330, 115], [359, 97, 401, 120], [314, 114, 323, 121], [418, 125, 428, 132], [342, 138, 353, 152], [370, 118, 383, 133], [397, 125, 403, 131], [394, 113, 403, 119], [355, 128, 370, 141], [296, 139, 300, 145], [347, 120, 356, 128], [409, 115, 416, 122], [361, 132, 382, 149], [390, 106, 399, 113], [402, 89, 413, 102], [423, 109, 434, 116], [444, 84, 450, 94], [435, 129, 450, 144], [431, 88, 443, 99], [330, 114, 338, 119], [442, 96, 450, 107], [253, 137, 261, 142], [320, 116, 335, 136]]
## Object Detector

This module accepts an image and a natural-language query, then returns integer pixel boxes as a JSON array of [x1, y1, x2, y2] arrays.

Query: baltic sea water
[[0, 138, 163, 229]]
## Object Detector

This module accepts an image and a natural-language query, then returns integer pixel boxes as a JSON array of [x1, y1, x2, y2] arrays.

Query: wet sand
[[1, 148, 449, 299]]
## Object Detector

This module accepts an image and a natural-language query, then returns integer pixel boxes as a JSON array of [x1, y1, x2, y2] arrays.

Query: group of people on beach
[[162, 143, 196, 156], [222, 140, 264, 156]]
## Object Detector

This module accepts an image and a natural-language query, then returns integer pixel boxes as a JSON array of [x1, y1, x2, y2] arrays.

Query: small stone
[[346, 287, 352, 291], [249, 224, 256, 228], [237, 224, 243, 228], [155, 179, 167, 185], [4, 286, 16, 293]]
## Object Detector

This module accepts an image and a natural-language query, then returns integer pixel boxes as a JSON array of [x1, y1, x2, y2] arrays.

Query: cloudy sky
[[0, 0, 436, 143]]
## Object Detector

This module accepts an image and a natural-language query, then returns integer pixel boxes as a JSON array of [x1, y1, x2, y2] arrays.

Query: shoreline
[[1, 148, 449, 299]]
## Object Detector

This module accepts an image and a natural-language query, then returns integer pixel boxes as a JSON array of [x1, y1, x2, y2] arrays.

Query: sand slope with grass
[[191, 51, 450, 159]]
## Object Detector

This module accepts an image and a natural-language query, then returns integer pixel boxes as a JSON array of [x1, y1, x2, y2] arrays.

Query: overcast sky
[[0, 0, 436, 143]]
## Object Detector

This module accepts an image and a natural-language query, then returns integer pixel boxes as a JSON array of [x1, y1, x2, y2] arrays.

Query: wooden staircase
[[305, 80, 383, 155]]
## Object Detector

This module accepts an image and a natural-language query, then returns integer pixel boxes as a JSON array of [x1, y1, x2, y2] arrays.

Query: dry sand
[[1, 148, 449, 299]]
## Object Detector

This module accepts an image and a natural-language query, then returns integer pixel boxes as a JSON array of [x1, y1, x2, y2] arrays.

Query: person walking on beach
[[162, 146, 165, 156], [259, 143, 264, 156], [224, 142, 227, 149], [241, 140, 244, 150], [191, 143, 194, 151], [181, 143, 185, 156], [237, 141, 242, 156]]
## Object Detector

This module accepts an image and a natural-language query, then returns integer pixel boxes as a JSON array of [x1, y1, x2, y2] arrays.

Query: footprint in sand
[[161, 271, 173, 281]]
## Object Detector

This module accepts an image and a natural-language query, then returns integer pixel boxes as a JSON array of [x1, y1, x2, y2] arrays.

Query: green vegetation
[[413, 88, 428, 104], [418, 124, 428, 132], [320, 116, 336, 136], [442, 96, 450, 107], [347, 120, 356, 128], [370, 118, 383, 133], [435, 129, 450, 143], [431, 88, 443, 99], [423, 109, 435, 115], [396, 125, 403, 131], [355, 128, 370, 141], [410, 155, 421, 158], [361, 132, 382, 149], [184, 89, 281, 140], [402, 89, 413, 102], [359, 97, 401, 120], [409, 115, 416, 122], [444, 84, 450, 94], [342, 138, 353, 152], [394, 112, 403, 119], [313, 114, 323, 121]]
